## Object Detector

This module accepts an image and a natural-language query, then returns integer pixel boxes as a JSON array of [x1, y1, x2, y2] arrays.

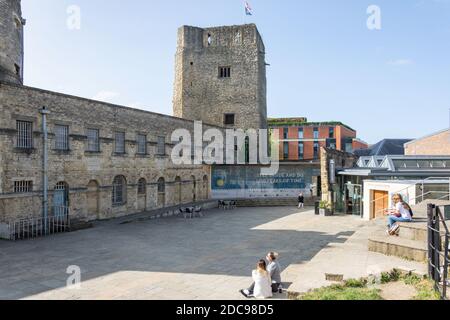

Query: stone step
[[397, 220, 428, 242], [368, 230, 427, 262]]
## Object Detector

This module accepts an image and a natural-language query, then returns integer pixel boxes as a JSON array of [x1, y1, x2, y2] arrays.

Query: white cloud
[[387, 59, 414, 66], [93, 90, 120, 103]]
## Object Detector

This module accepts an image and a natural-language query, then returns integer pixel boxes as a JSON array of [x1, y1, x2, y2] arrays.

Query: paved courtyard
[[0, 207, 374, 300]]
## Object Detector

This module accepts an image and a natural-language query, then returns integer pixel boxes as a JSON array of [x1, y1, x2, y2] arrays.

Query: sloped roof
[[354, 139, 412, 157]]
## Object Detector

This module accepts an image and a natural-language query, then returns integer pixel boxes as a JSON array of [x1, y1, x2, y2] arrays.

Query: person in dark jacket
[[298, 193, 304, 209]]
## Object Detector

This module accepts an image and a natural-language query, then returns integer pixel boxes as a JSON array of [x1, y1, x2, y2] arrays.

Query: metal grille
[[14, 180, 33, 193], [87, 128, 100, 152], [219, 66, 231, 78], [428, 204, 449, 300], [16, 120, 33, 149], [137, 134, 147, 154], [115, 132, 125, 154], [3, 208, 70, 241], [54, 125, 69, 150], [157, 136, 166, 155], [112, 176, 126, 205]]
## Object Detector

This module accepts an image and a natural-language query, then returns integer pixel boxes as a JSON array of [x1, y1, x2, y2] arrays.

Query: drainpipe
[[40, 106, 50, 232]]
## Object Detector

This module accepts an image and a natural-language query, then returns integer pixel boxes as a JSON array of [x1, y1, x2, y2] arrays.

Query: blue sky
[[22, 0, 450, 144]]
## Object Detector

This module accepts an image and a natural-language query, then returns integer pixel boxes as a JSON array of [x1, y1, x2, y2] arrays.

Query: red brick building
[[269, 118, 368, 161]]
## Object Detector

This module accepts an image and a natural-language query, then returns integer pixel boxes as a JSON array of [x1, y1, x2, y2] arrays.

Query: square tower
[[173, 24, 268, 130]]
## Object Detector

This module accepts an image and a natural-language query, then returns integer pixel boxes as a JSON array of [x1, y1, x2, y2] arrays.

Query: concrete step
[[397, 220, 428, 242], [368, 230, 427, 262]]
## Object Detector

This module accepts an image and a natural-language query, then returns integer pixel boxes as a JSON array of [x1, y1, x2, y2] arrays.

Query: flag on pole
[[245, 1, 253, 16]]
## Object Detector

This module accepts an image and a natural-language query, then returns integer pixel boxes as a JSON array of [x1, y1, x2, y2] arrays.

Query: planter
[[319, 208, 334, 216]]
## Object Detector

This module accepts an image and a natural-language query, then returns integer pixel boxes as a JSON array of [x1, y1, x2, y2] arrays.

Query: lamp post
[[40, 106, 50, 233]]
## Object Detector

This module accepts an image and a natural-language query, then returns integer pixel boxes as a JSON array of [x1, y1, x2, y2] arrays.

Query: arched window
[[112, 176, 127, 205], [203, 175, 209, 199], [54, 182, 69, 205], [175, 176, 182, 203], [157, 178, 165, 193], [53, 182, 69, 216], [191, 175, 197, 202], [137, 178, 146, 195], [157, 178, 166, 207]]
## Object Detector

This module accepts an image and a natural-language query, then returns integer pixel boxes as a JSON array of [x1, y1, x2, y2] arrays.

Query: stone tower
[[173, 24, 267, 130], [0, 0, 25, 85]]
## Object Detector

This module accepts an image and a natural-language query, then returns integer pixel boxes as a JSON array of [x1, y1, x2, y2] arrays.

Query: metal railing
[[427, 204, 449, 300], [3, 206, 70, 241]]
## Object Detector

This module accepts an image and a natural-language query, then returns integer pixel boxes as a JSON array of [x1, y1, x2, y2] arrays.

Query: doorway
[[372, 190, 388, 219]]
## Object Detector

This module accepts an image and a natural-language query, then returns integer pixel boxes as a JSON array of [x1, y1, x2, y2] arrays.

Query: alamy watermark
[[67, 5, 81, 31], [171, 121, 280, 176], [367, 5, 381, 30], [66, 265, 81, 289]]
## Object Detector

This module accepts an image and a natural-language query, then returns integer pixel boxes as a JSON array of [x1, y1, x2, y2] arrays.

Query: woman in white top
[[252, 259, 273, 299], [384, 193, 413, 235]]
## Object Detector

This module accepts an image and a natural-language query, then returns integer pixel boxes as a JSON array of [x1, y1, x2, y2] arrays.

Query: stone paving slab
[[287, 219, 428, 298], [0, 207, 370, 300]]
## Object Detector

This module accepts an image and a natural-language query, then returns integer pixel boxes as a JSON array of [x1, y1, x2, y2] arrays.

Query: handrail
[[428, 204, 449, 300]]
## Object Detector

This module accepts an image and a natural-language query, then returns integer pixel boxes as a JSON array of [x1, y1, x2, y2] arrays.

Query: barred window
[[137, 178, 146, 194], [112, 175, 127, 205], [87, 128, 100, 152], [14, 180, 33, 193], [137, 134, 147, 154], [219, 66, 231, 78], [16, 120, 33, 149], [54, 125, 69, 150], [157, 136, 166, 155], [115, 131, 125, 154]]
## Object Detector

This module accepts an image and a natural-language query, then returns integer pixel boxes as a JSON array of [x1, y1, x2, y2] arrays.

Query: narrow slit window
[[219, 66, 231, 78]]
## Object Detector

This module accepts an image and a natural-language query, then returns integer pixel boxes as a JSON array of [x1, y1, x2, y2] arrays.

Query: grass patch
[[298, 271, 440, 301], [300, 280, 382, 301], [402, 274, 440, 300]]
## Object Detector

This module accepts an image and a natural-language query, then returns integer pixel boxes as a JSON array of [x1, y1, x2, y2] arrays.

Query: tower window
[[207, 33, 212, 46], [219, 66, 231, 78], [14, 64, 20, 76], [224, 114, 235, 126]]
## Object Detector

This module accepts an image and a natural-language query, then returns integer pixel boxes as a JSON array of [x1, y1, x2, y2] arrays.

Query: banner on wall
[[211, 165, 320, 199]]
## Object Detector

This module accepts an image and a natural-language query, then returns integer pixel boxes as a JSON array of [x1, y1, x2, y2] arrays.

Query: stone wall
[[320, 147, 357, 204], [173, 24, 267, 130], [0, 82, 218, 223], [0, 0, 24, 84], [405, 129, 450, 156]]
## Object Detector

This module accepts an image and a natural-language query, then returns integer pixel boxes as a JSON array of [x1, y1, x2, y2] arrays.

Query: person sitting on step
[[384, 193, 413, 236]]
